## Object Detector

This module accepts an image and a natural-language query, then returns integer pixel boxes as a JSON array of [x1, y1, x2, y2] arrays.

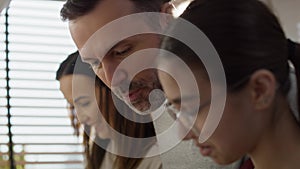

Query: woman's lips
[[199, 145, 213, 156], [194, 140, 213, 157]]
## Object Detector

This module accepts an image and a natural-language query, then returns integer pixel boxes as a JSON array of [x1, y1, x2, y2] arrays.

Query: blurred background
[[0, 0, 82, 169]]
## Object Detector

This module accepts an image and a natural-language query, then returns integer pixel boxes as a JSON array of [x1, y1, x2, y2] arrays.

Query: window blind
[[0, 0, 84, 169]]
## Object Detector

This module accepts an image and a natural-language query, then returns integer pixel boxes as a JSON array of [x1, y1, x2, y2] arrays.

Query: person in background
[[56, 51, 162, 169], [56, 51, 109, 169], [158, 0, 300, 169]]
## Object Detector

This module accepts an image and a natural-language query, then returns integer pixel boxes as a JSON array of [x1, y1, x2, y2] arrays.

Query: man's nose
[[102, 61, 127, 88]]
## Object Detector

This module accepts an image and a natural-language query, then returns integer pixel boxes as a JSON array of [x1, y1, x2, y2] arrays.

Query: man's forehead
[[79, 35, 119, 62], [78, 14, 165, 62], [69, 0, 141, 58]]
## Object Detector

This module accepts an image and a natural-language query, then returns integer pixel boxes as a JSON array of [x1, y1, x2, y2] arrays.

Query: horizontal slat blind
[[0, 5, 9, 169], [1, 0, 84, 169]]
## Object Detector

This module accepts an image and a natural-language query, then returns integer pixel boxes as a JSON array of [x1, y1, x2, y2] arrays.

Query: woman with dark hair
[[56, 51, 109, 169], [56, 51, 162, 169], [158, 0, 300, 168]]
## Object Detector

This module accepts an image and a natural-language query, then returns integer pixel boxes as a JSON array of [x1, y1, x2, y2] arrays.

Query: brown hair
[[83, 126, 109, 169], [161, 0, 300, 116], [57, 52, 156, 169], [99, 84, 156, 169], [56, 51, 108, 169], [60, 0, 171, 21]]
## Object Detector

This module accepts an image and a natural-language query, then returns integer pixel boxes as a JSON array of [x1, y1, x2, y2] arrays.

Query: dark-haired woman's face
[[59, 74, 111, 139], [158, 63, 261, 165]]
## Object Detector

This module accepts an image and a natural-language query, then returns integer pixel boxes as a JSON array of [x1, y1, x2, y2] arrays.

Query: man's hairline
[[64, 0, 152, 22]]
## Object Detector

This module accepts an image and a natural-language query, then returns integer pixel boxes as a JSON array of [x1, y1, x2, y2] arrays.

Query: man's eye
[[90, 60, 102, 70], [114, 46, 131, 56]]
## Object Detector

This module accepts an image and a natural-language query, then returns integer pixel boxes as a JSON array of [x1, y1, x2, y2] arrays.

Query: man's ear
[[160, 1, 174, 14], [159, 2, 174, 31], [248, 69, 277, 110]]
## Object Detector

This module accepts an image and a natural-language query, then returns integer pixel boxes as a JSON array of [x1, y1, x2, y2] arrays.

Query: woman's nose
[[177, 121, 199, 141], [100, 60, 127, 88], [76, 112, 90, 125], [183, 130, 197, 140]]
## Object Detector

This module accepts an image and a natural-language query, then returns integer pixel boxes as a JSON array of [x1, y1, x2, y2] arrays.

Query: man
[[61, 0, 170, 115], [60, 0, 241, 168]]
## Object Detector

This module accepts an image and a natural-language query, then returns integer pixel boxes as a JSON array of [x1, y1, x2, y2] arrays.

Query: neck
[[249, 101, 300, 169]]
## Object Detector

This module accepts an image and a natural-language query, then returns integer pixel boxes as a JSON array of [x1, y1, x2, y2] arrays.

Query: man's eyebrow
[[169, 95, 200, 105], [81, 37, 133, 62], [74, 96, 89, 104], [168, 97, 181, 105], [81, 39, 133, 63], [105, 39, 132, 55]]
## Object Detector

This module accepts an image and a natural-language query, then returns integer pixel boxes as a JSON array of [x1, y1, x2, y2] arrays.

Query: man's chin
[[113, 91, 162, 115], [123, 99, 157, 115], [130, 97, 165, 115], [110, 91, 146, 113], [130, 101, 151, 114]]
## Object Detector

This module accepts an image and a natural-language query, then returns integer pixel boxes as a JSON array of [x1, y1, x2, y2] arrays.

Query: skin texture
[[69, 0, 167, 113], [59, 74, 111, 139], [158, 64, 260, 164], [159, 61, 300, 168]]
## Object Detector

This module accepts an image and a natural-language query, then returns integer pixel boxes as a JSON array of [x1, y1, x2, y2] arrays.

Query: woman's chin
[[97, 132, 110, 139], [212, 156, 239, 166], [96, 127, 111, 139]]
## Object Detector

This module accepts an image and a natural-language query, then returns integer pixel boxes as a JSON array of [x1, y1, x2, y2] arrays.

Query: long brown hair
[[99, 84, 156, 169], [56, 51, 109, 169]]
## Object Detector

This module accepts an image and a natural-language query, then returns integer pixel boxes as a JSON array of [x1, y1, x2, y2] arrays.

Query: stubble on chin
[[132, 99, 151, 112]]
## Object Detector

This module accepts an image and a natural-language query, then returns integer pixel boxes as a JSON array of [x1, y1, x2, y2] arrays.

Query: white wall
[[267, 0, 300, 42]]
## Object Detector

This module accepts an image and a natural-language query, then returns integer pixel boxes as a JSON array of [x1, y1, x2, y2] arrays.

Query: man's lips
[[126, 88, 142, 102]]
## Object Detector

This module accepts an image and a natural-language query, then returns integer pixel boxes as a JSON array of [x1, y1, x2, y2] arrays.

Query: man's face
[[69, 0, 165, 113]]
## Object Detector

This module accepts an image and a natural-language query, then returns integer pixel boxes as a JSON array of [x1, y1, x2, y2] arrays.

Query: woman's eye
[[75, 100, 91, 108], [78, 101, 90, 108]]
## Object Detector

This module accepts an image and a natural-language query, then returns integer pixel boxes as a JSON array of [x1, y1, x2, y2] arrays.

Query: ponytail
[[288, 39, 300, 120]]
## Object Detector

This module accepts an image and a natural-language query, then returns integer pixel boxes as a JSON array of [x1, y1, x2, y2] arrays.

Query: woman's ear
[[248, 69, 277, 110]]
